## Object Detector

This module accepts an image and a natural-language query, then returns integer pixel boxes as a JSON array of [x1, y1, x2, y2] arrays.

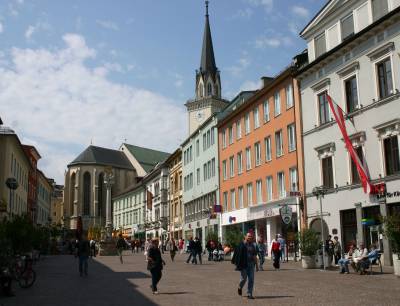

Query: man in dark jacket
[[232, 232, 258, 299], [76, 233, 90, 277], [193, 237, 203, 264], [186, 237, 195, 264]]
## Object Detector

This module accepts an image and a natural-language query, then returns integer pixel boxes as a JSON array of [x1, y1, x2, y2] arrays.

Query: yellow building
[[50, 182, 64, 226]]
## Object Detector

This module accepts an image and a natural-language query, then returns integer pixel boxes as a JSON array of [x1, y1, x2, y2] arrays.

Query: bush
[[224, 227, 243, 250], [382, 213, 400, 258], [298, 228, 320, 256], [206, 230, 219, 244]]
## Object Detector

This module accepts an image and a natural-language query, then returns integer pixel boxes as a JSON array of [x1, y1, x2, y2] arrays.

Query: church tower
[[185, 1, 229, 135]]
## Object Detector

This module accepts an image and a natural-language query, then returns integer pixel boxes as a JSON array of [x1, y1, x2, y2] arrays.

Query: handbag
[[147, 259, 157, 271]]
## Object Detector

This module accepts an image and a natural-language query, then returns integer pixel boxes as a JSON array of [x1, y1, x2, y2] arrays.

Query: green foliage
[[224, 227, 244, 249], [298, 228, 320, 256], [382, 213, 400, 256], [206, 230, 218, 243]]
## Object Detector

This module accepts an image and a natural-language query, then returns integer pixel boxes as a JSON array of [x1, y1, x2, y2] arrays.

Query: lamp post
[[104, 168, 114, 239], [312, 186, 327, 270]]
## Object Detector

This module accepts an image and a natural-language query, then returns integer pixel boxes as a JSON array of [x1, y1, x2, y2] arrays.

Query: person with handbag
[[147, 239, 165, 294]]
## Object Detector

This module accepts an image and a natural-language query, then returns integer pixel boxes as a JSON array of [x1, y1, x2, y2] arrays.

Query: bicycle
[[10, 255, 36, 288]]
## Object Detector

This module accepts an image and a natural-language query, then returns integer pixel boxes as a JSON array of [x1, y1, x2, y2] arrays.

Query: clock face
[[196, 111, 205, 122]]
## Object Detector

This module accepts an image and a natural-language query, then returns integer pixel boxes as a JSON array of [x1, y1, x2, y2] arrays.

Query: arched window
[[83, 172, 91, 216], [207, 83, 212, 95], [70, 173, 76, 215], [199, 84, 204, 97], [98, 173, 104, 217]]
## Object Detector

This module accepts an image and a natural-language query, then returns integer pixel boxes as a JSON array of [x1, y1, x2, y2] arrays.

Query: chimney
[[260, 76, 274, 88]]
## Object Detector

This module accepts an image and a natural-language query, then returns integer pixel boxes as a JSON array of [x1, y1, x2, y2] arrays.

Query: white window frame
[[256, 179, 263, 204], [229, 156, 235, 178], [266, 176, 273, 202], [223, 191, 228, 211], [236, 120, 242, 139], [222, 160, 227, 181], [247, 183, 253, 206], [222, 129, 227, 149], [255, 142, 262, 166], [229, 126, 234, 145], [230, 189, 236, 210], [237, 152, 243, 174], [275, 130, 283, 157], [289, 167, 298, 191], [238, 186, 244, 209], [263, 100, 270, 123], [286, 83, 294, 109], [372, 54, 395, 101], [254, 107, 260, 129], [274, 91, 281, 116], [265, 136, 272, 162], [277, 171, 286, 199], [288, 124, 296, 152], [245, 113, 251, 134], [246, 147, 252, 171]]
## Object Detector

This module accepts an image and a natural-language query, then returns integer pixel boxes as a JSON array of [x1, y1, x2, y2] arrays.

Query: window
[[238, 186, 244, 209], [189, 146, 193, 161], [341, 14, 354, 40], [197, 168, 200, 185], [196, 140, 199, 156], [223, 192, 228, 211], [246, 147, 252, 170], [211, 158, 215, 177], [266, 176, 273, 201], [222, 160, 227, 180], [322, 156, 334, 188], [229, 156, 235, 178], [265, 136, 272, 161], [222, 129, 227, 148], [237, 152, 243, 174], [345, 76, 358, 113], [203, 134, 206, 151], [286, 84, 294, 108], [288, 124, 296, 152], [372, 0, 388, 22], [275, 130, 283, 157], [236, 120, 242, 139], [229, 126, 234, 145], [376, 58, 393, 99], [384, 136, 400, 176], [207, 130, 211, 148], [207, 83, 212, 95], [350, 146, 364, 184], [255, 142, 262, 166], [83, 172, 91, 215], [289, 168, 298, 191], [245, 113, 251, 134], [190, 173, 193, 189], [207, 161, 211, 179], [263, 100, 270, 122], [211, 127, 215, 145], [315, 32, 326, 58], [230, 189, 236, 210], [253, 107, 260, 128], [247, 183, 253, 206], [274, 92, 281, 116], [318, 91, 330, 125], [256, 180, 263, 204], [277, 172, 286, 198]]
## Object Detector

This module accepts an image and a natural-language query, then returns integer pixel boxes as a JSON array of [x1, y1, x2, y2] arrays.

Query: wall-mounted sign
[[229, 216, 236, 223], [280, 205, 292, 225]]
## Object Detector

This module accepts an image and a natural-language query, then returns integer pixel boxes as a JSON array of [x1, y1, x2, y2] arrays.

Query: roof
[[69, 145, 134, 169], [200, 3, 217, 75], [299, 0, 332, 37], [123, 143, 170, 173]]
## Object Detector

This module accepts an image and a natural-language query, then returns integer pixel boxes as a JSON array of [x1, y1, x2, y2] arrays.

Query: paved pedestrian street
[[1, 251, 400, 306]]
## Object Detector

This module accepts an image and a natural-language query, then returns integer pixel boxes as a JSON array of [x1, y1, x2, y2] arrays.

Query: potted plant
[[382, 213, 400, 277], [298, 228, 320, 269]]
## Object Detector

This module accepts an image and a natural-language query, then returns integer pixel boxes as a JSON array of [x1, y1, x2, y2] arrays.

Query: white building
[[297, 0, 400, 266]]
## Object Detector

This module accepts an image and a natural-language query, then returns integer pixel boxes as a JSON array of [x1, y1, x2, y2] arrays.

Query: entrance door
[[340, 209, 357, 252]]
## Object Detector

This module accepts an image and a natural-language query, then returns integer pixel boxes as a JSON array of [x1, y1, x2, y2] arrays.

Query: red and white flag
[[326, 94, 373, 193]]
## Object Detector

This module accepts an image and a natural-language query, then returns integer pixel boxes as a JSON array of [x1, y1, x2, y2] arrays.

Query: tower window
[[207, 83, 212, 96]]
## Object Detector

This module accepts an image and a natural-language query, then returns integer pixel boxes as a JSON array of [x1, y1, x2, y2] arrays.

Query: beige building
[[50, 183, 64, 226], [0, 123, 30, 218], [37, 170, 53, 226], [166, 149, 183, 239]]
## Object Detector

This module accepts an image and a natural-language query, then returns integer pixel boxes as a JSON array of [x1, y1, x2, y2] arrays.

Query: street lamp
[[312, 186, 327, 270]]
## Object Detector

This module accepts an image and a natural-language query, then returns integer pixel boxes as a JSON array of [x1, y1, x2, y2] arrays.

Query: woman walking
[[169, 238, 177, 262], [147, 239, 165, 294], [271, 235, 281, 270]]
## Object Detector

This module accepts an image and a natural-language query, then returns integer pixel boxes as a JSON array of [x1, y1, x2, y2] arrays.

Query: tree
[[382, 213, 400, 259], [225, 227, 244, 249]]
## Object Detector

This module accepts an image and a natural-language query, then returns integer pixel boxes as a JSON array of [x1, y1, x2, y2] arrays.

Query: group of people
[[338, 242, 379, 275], [185, 237, 203, 264]]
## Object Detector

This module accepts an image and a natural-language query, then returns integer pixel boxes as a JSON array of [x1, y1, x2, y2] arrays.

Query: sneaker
[[153, 291, 159, 295], [345, 272, 350, 274], [238, 288, 242, 296], [247, 295, 255, 299]]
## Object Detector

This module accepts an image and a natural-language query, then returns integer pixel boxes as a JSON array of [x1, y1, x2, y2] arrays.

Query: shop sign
[[280, 205, 292, 225], [376, 191, 400, 200]]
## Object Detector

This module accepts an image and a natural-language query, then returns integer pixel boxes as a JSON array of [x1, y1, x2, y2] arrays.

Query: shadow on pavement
[[255, 295, 294, 299], [1, 255, 159, 306], [159, 292, 192, 295]]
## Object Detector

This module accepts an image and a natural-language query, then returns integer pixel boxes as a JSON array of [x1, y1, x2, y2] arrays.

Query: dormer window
[[315, 32, 326, 58], [207, 83, 212, 96], [372, 0, 388, 22], [341, 14, 354, 41]]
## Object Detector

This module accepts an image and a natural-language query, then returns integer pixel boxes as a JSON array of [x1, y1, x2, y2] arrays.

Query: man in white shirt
[[351, 243, 368, 272]]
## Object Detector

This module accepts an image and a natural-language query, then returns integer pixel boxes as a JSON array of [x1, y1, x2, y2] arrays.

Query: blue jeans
[[338, 258, 349, 273], [79, 255, 88, 275], [258, 251, 265, 268], [239, 263, 255, 296]]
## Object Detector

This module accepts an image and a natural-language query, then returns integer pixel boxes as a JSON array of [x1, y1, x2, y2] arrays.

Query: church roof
[[122, 143, 170, 173], [69, 145, 134, 169], [200, 2, 217, 75]]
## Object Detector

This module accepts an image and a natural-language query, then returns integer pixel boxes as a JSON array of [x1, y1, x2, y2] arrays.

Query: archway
[[310, 218, 329, 240]]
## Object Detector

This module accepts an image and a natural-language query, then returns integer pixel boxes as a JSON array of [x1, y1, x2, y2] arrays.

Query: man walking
[[194, 237, 203, 265], [186, 237, 195, 264], [76, 233, 90, 277], [232, 232, 258, 299], [116, 234, 125, 264]]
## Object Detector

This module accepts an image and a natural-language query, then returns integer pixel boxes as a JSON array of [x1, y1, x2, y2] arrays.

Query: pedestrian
[[271, 235, 281, 270], [325, 235, 334, 266], [131, 240, 135, 254], [169, 238, 177, 262], [89, 239, 96, 257], [206, 239, 215, 261], [194, 237, 202, 264], [257, 239, 266, 271], [76, 233, 90, 277], [333, 236, 342, 266], [231, 232, 258, 299], [186, 237, 195, 264], [277, 234, 286, 262], [147, 239, 166, 294], [179, 238, 184, 254], [116, 234, 125, 264]]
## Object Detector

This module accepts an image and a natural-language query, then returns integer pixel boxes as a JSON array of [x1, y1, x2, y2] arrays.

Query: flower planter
[[302, 255, 316, 269], [393, 254, 400, 277]]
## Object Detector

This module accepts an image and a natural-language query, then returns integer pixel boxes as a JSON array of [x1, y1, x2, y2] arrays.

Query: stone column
[[354, 202, 364, 246], [379, 199, 393, 266], [104, 171, 114, 239]]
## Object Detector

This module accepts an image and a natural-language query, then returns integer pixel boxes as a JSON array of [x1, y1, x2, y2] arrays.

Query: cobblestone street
[[1, 251, 399, 306]]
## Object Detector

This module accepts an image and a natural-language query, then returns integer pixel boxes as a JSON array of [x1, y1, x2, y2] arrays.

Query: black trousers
[[150, 269, 162, 291]]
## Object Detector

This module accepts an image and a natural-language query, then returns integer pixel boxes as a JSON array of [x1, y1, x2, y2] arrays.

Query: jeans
[[79, 256, 88, 275], [150, 269, 162, 291], [338, 258, 349, 273], [186, 251, 194, 263], [195, 251, 202, 264], [258, 251, 265, 269], [239, 263, 255, 296], [280, 247, 286, 262]]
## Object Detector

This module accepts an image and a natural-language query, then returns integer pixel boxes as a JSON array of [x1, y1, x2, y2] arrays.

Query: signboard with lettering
[[280, 205, 293, 225]]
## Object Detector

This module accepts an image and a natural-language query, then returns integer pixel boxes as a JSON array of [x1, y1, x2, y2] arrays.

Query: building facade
[[297, 0, 400, 265], [218, 67, 304, 250], [50, 183, 64, 226], [36, 170, 53, 226]]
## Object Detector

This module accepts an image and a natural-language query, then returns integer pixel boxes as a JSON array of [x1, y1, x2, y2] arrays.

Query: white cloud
[[0, 33, 186, 183], [226, 54, 251, 77], [96, 20, 119, 31], [231, 8, 253, 19], [24, 22, 51, 40], [0, 22, 3, 33], [239, 79, 262, 91], [25, 25, 35, 39], [291, 6, 310, 19], [246, 0, 273, 12], [255, 36, 293, 49]]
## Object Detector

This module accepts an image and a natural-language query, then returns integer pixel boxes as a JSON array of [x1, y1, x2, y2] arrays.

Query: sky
[[0, 0, 326, 184]]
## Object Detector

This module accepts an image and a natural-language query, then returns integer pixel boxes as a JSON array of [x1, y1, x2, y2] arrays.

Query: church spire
[[200, 0, 217, 74]]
